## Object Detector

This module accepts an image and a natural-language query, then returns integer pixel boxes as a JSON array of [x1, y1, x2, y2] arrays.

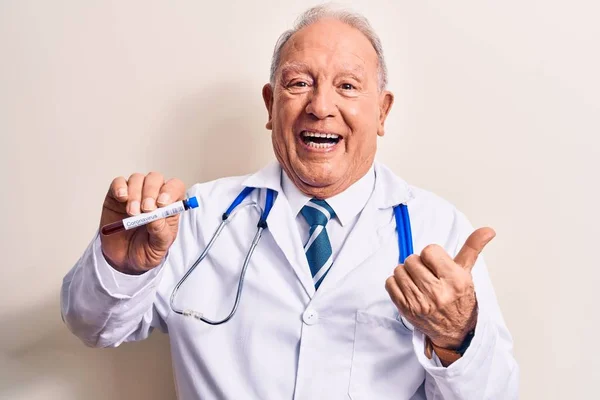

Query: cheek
[[273, 97, 308, 142], [344, 102, 362, 118], [275, 92, 306, 121], [343, 101, 380, 142], [270, 97, 303, 161]]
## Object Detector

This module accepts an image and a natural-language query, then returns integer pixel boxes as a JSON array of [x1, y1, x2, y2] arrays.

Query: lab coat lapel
[[265, 192, 315, 297], [316, 163, 414, 294], [242, 162, 316, 298], [241, 162, 413, 298], [315, 192, 386, 293]]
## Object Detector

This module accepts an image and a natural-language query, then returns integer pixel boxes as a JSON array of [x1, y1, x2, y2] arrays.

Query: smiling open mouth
[[301, 131, 341, 148]]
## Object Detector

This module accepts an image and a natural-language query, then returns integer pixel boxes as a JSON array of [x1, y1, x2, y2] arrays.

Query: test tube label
[[122, 200, 186, 230]]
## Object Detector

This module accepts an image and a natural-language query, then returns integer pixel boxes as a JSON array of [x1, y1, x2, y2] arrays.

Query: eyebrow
[[279, 62, 311, 76], [339, 63, 366, 76], [279, 62, 367, 79]]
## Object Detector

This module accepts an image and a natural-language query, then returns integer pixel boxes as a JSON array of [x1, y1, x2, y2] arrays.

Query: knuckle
[[165, 178, 186, 193], [422, 302, 433, 316], [168, 177, 184, 185], [403, 255, 418, 271], [405, 254, 419, 264], [421, 244, 441, 261], [423, 243, 441, 253], [451, 272, 473, 292], [431, 278, 444, 294], [393, 265, 404, 280], [457, 281, 475, 297], [147, 171, 164, 181], [385, 276, 394, 291], [433, 291, 450, 308], [128, 172, 143, 181], [111, 176, 125, 186]]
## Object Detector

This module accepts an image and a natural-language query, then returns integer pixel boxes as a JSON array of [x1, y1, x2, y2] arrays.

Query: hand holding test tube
[[101, 197, 198, 235], [99, 173, 189, 275]]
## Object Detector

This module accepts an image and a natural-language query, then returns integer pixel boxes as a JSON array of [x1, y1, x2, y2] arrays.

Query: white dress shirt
[[282, 166, 375, 263], [61, 161, 519, 400]]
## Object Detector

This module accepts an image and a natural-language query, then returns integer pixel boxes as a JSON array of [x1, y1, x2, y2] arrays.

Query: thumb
[[454, 227, 496, 271]]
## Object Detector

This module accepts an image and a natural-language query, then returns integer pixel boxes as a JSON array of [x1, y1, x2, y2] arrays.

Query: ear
[[262, 83, 274, 130], [377, 90, 394, 137]]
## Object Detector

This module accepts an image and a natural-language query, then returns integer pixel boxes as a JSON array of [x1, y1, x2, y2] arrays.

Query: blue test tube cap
[[187, 196, 199, 209]]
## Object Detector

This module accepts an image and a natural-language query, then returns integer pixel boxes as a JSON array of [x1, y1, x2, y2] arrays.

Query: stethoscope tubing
[[170, 188, 274, 325], [169, 186, 412, 325]]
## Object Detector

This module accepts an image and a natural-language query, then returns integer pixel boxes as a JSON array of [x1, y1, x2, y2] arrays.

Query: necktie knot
[[301, 199, 336, 227]]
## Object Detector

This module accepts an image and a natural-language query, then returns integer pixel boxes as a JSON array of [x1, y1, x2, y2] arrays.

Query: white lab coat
[[61, 161, 519, 399]]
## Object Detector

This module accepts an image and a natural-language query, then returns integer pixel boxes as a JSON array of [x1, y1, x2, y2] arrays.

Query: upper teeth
[[302, 131, 340, 139]]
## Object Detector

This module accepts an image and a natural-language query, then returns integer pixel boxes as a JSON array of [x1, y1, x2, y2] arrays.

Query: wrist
[[424, 305, 478, 365], [430, 334, 466, 350], [434, 297, 478, 349], [425, 329, 475, 366], [439, 329, 475, 354]]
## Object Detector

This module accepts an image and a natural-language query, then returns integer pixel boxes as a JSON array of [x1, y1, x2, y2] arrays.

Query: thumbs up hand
[[385, 228, 496, 350]]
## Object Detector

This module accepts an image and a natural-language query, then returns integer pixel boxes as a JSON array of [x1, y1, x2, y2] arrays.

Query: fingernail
[[142, 198, 155, 212], [116, 188, 127, 198], [157, 193, 170, 205], [129, 200, 141, 215]]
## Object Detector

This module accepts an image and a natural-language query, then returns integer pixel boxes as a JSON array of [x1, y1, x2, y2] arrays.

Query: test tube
[[101, 197, 199, 235]]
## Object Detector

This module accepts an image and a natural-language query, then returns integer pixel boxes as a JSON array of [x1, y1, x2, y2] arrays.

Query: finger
[[454, 227, 496, 271], [108, 176, 128, 202], [385, 275, 408, 311], [146, 211, 178, 244], [419, 244, 455, 278], [393, 264, 425, 313], [147, 178, 186, 234], [156, 178, 186, 207], [126, 173, 144, 216], [141, 172, 165, 212], [403, 254, 439, 297]]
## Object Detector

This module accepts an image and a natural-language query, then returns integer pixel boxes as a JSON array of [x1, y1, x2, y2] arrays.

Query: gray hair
[[269, 4, 388, 91]]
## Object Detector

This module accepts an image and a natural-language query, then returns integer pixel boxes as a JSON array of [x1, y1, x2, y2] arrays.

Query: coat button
[[302, 309, 319, 325]]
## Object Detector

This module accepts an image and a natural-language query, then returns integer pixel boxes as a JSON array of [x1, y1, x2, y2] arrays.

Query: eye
[[340, 83, 356, 90], [289, 81, 308, 88]]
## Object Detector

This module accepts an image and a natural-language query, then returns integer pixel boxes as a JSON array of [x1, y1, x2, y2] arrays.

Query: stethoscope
[[169, 186, 413, 325]]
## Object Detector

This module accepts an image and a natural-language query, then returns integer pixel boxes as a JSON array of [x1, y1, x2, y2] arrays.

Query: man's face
[[263, 19, 394, 199]]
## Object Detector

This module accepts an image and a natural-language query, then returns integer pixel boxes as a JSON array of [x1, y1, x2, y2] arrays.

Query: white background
[[1, 1, 598, 398]]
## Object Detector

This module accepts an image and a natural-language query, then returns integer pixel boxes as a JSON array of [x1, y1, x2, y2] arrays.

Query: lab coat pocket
[[348, 311, 424, 400]]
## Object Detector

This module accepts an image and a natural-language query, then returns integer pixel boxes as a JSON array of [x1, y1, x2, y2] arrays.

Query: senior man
[[62, 5, 518, 399]]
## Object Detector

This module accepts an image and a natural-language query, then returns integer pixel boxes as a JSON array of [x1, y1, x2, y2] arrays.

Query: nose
[[305, 85, 337, 119]]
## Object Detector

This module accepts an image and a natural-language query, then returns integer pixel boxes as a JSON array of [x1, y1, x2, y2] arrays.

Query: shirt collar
[[241, 161, 282, 193], [371, 161, 414, 209], [281, 165, 375, 227], [241, 160, 414, 215]]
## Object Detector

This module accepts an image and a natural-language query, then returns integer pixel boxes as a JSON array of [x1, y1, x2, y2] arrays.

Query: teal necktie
[[301, 199, 336, 289]]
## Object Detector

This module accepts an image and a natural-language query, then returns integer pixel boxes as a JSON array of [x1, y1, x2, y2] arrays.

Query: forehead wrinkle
[[277, 24, 378, 85], [279, 59, 367, 79], [278, 18, 380, 76], [281, 29, 369, 65], [280, 61, 310, 74], [338, 63, 366, 77]]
